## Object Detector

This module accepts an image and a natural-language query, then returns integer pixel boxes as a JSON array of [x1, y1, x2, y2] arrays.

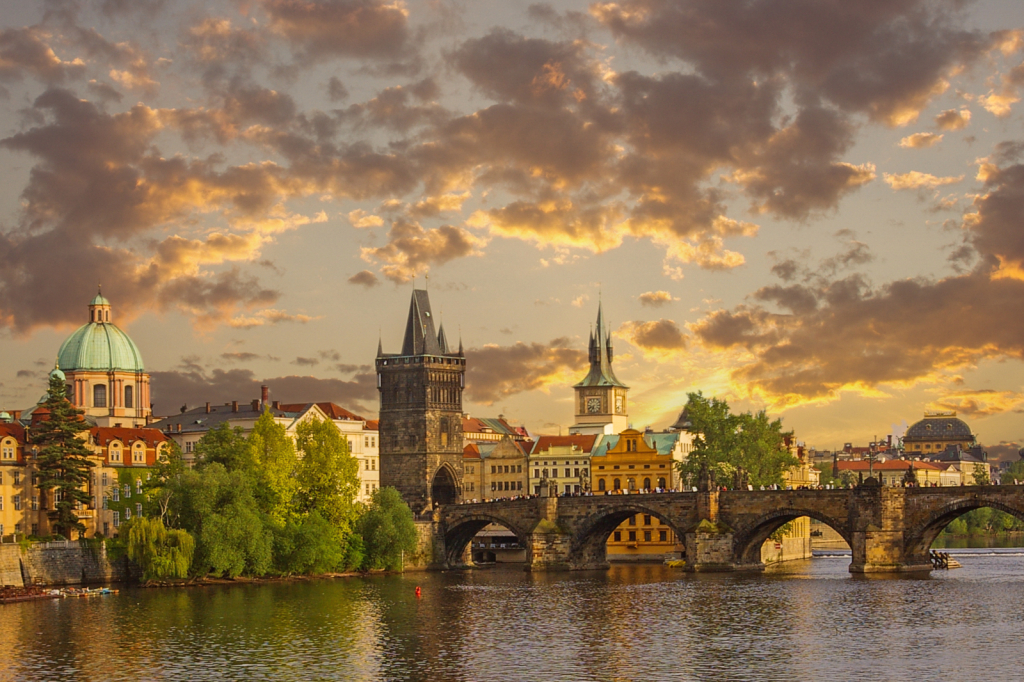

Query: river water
[[2, 550, 1023, 682]]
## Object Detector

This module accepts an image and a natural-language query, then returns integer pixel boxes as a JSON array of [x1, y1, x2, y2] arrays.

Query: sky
[[1, 0, 1024, 459]]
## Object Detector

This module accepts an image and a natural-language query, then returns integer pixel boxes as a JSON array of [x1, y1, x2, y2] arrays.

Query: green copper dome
[[57, 296, 144, 372]]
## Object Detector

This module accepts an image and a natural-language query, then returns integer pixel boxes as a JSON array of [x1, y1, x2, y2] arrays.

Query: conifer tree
[[31, 368, 95, 539]]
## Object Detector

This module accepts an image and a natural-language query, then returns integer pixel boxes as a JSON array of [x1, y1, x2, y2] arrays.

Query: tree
[[972, 462, 991, 486], [31, 369, 95, 539], [194, 422, 249, 471], [247, 410, 298, 525], [358, 487, 418, 571], [294, 416, 360, 531], [273, 512, 346, 575], [124, 516, 195, 581], [165, 463, 273, 578], [144, 440, 187, 522], [678, 392, 798, 488], [1002, 460, 1024, 485]]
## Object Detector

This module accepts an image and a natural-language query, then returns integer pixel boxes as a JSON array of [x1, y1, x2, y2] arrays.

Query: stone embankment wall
[[0, 541, 134, 587], [760, 536, 812, 565]]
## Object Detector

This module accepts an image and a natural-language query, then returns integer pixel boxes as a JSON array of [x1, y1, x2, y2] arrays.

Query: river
[[2, 550, 1023, 682]]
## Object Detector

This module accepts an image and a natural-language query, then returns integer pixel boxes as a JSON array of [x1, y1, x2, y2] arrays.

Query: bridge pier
[[848, 486, 932, 573]]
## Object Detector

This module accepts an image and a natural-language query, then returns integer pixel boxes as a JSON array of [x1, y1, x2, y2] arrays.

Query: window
[[112, 487, 120, 502], [564, 468, 570, 477], [185, 441, 194, 454], [517, 465, 522, 473], [613, 478, 621, 490], [110, 444, 121, 463], [628, 516, 636, 526], [93, 384, 107, 408], [574, 468, 580, 477], [658, 477, 666, 489], [628, 531, 636, 542], [13, 495, 21, 511], [0, 496, 3, 510], [14, 523, 21, 535], [125, 508, 132, 520], [113, 511, 121, 528], [372, 459, 376, 471], [613, 531, 621, 542], [102, 472, 108, 486], [491, 482, 496, 491], [491, 466, 496, 474], [644, 531, 652, 542], [659, 530, 667, 542], [124, 385, 133, 409], [504, 466, 510, 474], [366, 460, 370, 471], [124, 484, 131, 499], [564, 484, 571, 494], [518, 482, 523, 490], [133, 444, 145, 464], [643, 478, 651, 490], [534, 469, 539, 478], [103, 497, 108, 510], [136, 503, 142, 516], [598, 479, 605, 491], [136, 479, 142, 494], [103, 523, 109, 536], [1, 441, 13, 460], [13, 471, 20, 485], [644, 515, 652, 526], [31, 496, 38, 511]]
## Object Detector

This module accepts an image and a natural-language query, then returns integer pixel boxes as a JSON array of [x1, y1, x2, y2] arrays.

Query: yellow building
[[591, 429, 688, 561], [461, 436, 529, 501]]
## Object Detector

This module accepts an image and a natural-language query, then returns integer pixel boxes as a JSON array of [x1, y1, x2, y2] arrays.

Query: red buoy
[[415, 586, 421, 598]]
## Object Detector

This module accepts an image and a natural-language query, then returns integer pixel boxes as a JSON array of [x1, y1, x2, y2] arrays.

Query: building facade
[[377, 290, 466, 512], [903, 412, 976, 455], [528, 435, 596, 496]]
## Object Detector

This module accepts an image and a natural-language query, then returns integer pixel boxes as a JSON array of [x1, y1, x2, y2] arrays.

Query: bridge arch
[[440, 510, 532, 567], [732, 508, 851, 567], [568, 499, 686, 570], [904, 496, 1024, 560]]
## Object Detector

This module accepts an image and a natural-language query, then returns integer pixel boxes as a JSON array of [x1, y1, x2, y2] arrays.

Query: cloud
[[639, 291, 678, 307], [571, 295, 589, 308], [259, 0, 411, 62], [883, 171, 964, 190], [464, 338, 586, 404], [149, 367, 377, 417], [348, 270, 380, 287], [929, 390, 1024, 417], [984, 441, 1023, 462], [360, 219, 485, 283], [292, 356, 319, 366], [221, 352, 262, 362], [227, 309, 318, 329], [618, 319, 687, 359], [899, 132, 943, 149], [348, 209, 384, 228], [0, 26, 84, 83], [935, 108, 971, 131], [689, 149, 1024, 407]]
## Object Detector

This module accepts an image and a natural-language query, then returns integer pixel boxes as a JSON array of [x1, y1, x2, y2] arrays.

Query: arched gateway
[[427, 485, 1024, 573]]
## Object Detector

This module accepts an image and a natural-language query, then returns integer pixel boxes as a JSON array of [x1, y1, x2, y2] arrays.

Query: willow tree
[[31, 368, 94, 539], [125, 516, 195, 581]]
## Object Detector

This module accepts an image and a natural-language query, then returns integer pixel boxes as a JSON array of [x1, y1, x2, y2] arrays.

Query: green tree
[[972, 463, 991, 486], [814, 463, 837, 487], [247, 410, 298, 524], [358, 487, 418, 571], [124, 516, 195, 581], [194, 422, 249, 471], [144, 440, 187, 522], [678, 392, 798, 488], [1002, 460, 1024, 485], [30, 369, 95, 539], [166, 463, 273, 578], [273, 512, 346, 575], [294, 417, 360, 531]]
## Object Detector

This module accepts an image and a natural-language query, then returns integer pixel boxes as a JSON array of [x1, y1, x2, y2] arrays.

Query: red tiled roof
[[0, 422, 26, 441], [531, 434, 598, 455], [365, 420, 379, 431], [463, 443, 481, 459], [92, 427, 169, 445], [278, 402, 366, 421]]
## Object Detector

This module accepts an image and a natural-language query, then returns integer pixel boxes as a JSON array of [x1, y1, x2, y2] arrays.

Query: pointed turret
[[437, 323, 449, 353], [377, 334, 384, 358]]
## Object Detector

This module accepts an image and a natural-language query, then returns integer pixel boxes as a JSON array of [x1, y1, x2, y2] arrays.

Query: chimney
[[261, 385, 269, 407], [205, 402, 210, 414], [12, 410, 20, 420], [251, 399, 260, 412], [232, 401, 238, 413], [272, 400, 280, 410], [176, 423, 182, 433]]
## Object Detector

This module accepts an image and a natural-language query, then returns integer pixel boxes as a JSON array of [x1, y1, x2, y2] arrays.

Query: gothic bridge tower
[[376, 289, 465, 512]]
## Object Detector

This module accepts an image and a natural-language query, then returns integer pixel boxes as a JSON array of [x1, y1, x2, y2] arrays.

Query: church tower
[[376, 289, 465, 512], [569, 302, 629, 436]]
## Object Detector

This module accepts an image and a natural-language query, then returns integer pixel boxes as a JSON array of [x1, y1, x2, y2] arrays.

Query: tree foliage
[[194, 421, 249, 471], [30, 371, 95, 539], [972, 462, 991, 486], [1002, 460, 1024, 485], [273, 512, 346, 575], [295, 416, 360, 531], [678, 392, 798, 488], [358, 487, 418, 571], [124, 516, 194, 581]]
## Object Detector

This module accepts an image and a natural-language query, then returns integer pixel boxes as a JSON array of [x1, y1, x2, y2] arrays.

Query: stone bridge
[[426, 485, 1024, 573]]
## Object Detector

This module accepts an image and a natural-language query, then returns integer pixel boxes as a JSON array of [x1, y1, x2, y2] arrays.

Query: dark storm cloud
[[149, 366, 377, 416], [464, 338, 586, 405]]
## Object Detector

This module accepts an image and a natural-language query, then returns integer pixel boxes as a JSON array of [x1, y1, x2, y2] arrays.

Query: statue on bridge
[[732, 467, 750, 491], [697, 460, 714, 492], [903, 463, 918, 487]]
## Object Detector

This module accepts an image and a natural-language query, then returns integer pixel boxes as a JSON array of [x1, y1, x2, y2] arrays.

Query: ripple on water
[[2, 554, 1024, 681]]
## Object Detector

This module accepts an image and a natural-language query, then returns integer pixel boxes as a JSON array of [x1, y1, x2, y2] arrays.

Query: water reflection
[[3, 554, 1024, 682]]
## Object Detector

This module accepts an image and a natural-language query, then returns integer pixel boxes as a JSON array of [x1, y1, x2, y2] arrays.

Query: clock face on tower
[[587, 397, 602, 414]]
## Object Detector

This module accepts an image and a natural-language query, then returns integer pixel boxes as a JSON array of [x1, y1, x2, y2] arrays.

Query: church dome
[[57, 295, 145, 372], [904, 413, 973, 442]]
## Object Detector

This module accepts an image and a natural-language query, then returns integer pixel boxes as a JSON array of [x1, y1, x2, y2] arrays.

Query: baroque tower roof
[[574, 302, 627, 389]]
